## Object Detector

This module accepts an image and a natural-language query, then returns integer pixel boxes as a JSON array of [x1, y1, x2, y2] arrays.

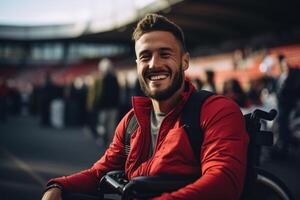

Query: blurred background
[[0, 0, 300, 199]]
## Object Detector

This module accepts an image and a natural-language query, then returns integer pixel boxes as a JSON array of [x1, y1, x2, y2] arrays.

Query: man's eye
[[161, 53, 170, 58], [140, 55, 150, 61]]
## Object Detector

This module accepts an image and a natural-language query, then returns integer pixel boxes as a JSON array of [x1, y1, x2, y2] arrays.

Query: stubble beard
[[138, 65, 184, 101]]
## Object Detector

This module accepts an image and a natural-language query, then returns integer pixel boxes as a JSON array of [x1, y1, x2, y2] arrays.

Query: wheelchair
[[64, 109, 295, 200]]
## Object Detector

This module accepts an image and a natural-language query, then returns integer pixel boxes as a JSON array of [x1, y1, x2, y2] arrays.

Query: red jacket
[[49, 82, 249, 200]]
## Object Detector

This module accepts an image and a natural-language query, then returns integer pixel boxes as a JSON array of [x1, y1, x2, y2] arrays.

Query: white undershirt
[[149, 110, 165, 156]]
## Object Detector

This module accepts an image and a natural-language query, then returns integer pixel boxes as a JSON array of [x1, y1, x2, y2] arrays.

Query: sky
[[0, 0, 158, 26]]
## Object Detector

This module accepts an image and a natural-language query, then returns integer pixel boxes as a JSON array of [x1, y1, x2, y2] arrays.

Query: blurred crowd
[[0, 53, 300, 156], [0, 58, 143, 147], [191, 53, 300, 159]]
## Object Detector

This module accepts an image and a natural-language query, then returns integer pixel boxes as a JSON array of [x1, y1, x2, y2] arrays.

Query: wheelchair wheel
[[254, 168, 294, 200]]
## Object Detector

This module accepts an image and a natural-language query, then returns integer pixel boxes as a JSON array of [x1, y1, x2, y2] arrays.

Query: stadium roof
[[1, 0, 300, 50], [0, 0, 181, 39]]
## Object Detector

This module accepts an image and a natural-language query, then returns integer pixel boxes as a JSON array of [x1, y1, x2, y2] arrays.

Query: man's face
[[135, 31, 189, 100]]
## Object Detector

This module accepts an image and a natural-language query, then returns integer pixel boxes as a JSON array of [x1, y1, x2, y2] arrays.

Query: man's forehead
[[135, 31, 180, 54]]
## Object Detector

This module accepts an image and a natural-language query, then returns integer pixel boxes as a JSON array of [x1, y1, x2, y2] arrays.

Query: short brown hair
[[132, 13, 187, 52]]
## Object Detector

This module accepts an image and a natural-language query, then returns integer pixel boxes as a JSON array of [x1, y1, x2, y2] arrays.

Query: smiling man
[[135, 29, 188, 114], [42, 14, 249, 200], [135, 30, 187, 100]]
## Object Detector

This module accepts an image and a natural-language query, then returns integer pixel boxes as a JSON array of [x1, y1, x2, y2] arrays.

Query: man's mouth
[[148, 74, 168, 80], [145, 71, 170, 81]]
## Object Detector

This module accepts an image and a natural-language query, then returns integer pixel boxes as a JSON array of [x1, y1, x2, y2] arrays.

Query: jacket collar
[[132, 80, 196, 126]]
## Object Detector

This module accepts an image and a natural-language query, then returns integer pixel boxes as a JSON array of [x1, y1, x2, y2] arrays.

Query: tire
[[252, 168, 294, 200]]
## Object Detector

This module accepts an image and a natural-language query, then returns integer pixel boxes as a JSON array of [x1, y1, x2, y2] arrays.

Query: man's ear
[[182, 52, 190, 71]]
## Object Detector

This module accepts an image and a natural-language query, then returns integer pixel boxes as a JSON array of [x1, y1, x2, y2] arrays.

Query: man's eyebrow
[[138, 49, 151, 57], [138, 47, 173, 57], [159, 47, 173, 52]]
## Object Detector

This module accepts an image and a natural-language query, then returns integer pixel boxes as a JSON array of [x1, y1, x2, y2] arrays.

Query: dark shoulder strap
[[124, 112, 138, 156], [181, 90, 214, 162]]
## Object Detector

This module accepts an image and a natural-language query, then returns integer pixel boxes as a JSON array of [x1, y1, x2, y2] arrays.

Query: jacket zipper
[[145, 115, 170, 176], [145, 115, 189, 176]]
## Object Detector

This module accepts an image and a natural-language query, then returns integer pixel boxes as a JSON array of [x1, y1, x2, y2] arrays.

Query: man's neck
[[151, 85, 184, 114]]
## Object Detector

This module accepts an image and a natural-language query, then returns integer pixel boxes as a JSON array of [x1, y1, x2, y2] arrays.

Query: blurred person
[[74, 77, 88, 126], [202, 70, 216, 92], [19, 82, 35, 116], [273, 55, 300, 158], [223, 78, 250, 108], [119, 76, 134, 121], [6, 79, 21, 115], [85, 74, 103, 138], [85, 75, 99, 137], [259, 77, 278, 112], [29, 83, 41, 115], [0, 78, 8, 122], [42, 14, 248, 200], [233, 49, 245, 70], [85, 76, 95, 114], [95, 58, 120, 145], [191, 78, 203, 91], [40, 73, 56, 126], [259, 50, 278, 95], [276, 54, 289, 95], [259, 50, 275, 75], [64, 78, 86, 126], [247, 78, 264, 107]]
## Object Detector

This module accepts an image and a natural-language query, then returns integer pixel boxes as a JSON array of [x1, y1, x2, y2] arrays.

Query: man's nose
[[149, 54, 161, 69]]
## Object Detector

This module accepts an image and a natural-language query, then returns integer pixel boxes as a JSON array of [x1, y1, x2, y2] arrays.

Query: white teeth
[[150, 75, 167, 80]]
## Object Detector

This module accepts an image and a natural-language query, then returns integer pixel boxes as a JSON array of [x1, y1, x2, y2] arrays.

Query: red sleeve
[[153, 95, 249, 200], [47, 110, 133, 194]]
